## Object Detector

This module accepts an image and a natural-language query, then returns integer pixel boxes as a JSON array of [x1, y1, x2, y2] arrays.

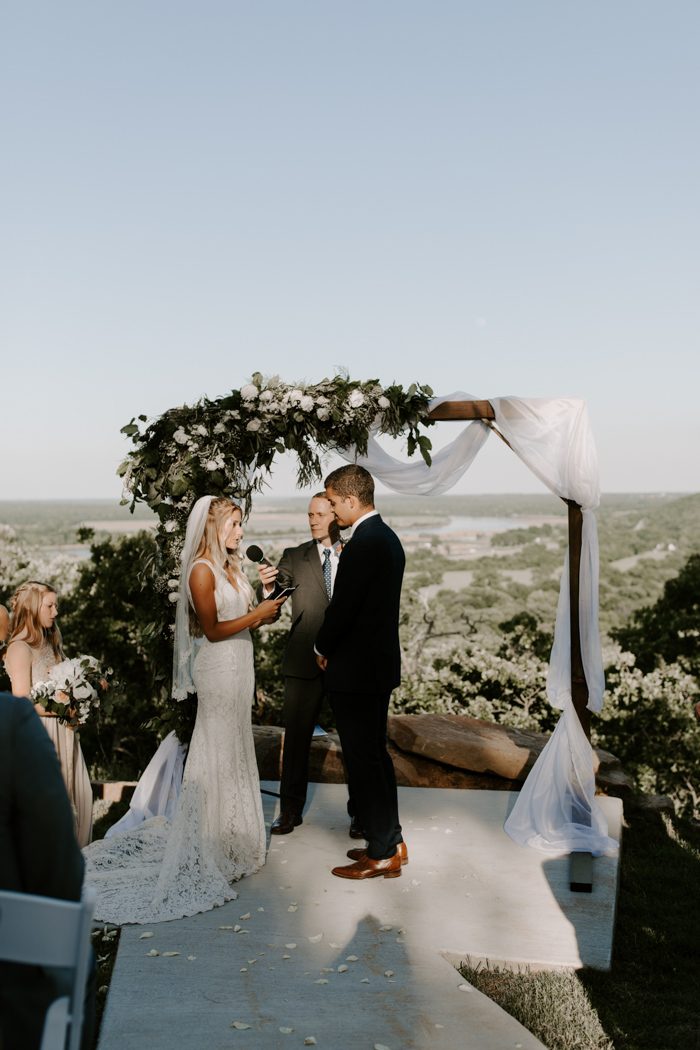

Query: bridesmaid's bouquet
[[30, 655, 113, 725]]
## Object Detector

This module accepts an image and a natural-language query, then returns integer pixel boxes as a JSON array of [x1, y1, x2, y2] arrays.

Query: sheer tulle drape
[[342, 394, 618, 856]]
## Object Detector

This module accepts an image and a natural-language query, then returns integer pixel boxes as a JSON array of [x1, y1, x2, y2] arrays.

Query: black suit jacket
[[0, 694, 85, 1050], [276, 540, 331, 679], [316, 514, 405, 694]]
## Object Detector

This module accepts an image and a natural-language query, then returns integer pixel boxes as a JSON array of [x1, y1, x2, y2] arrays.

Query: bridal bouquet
[[30, 655, 113, 725]]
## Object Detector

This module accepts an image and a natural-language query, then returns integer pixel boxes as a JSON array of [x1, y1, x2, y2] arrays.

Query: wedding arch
[[120, 373, 618, 885]]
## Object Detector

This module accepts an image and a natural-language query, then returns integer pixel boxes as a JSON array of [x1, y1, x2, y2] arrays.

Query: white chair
[[0, 885, 97, 1050]]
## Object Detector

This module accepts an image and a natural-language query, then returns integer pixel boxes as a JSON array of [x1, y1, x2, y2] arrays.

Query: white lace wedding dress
[[84, 561, 266, 924]]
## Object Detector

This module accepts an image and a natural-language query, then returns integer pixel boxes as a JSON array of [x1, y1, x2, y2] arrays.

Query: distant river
[[411, 515, 528, 535]]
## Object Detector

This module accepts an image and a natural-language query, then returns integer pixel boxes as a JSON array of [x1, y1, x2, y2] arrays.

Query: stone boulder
[[387, 713, 633, 797], [253, 715, 634, 799]]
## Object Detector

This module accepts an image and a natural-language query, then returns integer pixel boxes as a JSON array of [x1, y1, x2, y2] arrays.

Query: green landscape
[[1, 491, 699, 1050]]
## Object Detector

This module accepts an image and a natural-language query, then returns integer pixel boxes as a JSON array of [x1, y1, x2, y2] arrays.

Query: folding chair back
[[0, 886, 97, 1050]]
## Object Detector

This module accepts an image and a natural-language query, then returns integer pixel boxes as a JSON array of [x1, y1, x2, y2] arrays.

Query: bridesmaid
[[4, 581, 93, 846]]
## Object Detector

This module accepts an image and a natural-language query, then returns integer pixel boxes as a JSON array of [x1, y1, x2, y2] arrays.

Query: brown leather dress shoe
[[331, 853, 402, 879], [347, 841, 408, 866], [271, 811, 302, 835]]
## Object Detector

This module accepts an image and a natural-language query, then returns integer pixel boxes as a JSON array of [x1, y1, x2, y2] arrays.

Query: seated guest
[[0, 692, 94, 1050]]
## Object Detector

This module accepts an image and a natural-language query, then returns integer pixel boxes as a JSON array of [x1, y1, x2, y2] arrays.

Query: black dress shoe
[[271, 811, 303, 835], [348, 816, 366, 840]]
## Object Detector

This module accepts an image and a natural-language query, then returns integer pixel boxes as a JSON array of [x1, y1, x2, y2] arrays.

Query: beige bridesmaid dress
[[27, 640, 93, 847]]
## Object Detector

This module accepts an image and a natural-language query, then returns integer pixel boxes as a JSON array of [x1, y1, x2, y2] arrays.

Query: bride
[[85, 496, 287, 924]]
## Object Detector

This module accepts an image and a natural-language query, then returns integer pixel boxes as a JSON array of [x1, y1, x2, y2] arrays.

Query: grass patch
[[460, 962, 612, 1050], [460, 806, 700, 1050]]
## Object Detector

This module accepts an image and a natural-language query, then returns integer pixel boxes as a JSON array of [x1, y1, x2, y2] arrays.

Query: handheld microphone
[[247, 544, 292, 598], [246, 544, 273, 568]]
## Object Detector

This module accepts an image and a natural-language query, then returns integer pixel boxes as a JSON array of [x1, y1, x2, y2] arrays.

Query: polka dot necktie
[[322, 547, 332, 600]]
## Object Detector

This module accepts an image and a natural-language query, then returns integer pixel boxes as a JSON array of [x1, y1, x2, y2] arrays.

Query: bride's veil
[[172, 495, 213, 700]]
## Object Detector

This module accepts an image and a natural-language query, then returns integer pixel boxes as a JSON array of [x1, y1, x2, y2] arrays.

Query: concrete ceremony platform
[[98, 784, 622, 1050]]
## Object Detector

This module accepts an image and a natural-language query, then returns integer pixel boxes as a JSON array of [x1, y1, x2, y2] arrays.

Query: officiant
[[255, 493, 352, 835]]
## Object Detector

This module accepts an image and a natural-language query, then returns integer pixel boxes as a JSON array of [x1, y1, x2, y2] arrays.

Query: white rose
[[246, 419, 262, 432], [214, 421, 226, 434], [259, 389, 273, 402], [195, 425, 208, 436], [164, 520, 178, 533], [378, 396, 390, 409], [300, 395, 314, 412], [173, 428, 189, 445], [316, 407, 330, 421], [240, 384, 258, 401], [168, 578, 179, 589], [205, 460, 219, 471], [168, 592, 179, 603], [289, 388, 304, 405], [348, 389, 365, 408]]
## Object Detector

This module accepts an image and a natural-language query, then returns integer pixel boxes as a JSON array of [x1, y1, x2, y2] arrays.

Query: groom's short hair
[[324, 465, 374, 507]]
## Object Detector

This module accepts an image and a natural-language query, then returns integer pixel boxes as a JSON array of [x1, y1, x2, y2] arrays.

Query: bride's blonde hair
[[7, 581, 64, 661], [193, 498, 244, 578], [188, 498, 251, 635]]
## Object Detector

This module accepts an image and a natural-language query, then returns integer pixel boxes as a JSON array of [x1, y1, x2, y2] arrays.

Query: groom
[[315, 464, 407, 879]]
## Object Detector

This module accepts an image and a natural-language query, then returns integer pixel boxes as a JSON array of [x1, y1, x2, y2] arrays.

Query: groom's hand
[[315, 653, 328, 671]]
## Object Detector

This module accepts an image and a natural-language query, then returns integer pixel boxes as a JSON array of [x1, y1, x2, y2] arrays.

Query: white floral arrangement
[[117, 371, 435, 595], [30, 655, 113, 725]]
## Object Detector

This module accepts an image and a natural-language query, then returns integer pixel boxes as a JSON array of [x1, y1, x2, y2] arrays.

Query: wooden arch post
[[428, 399, 594, 891]]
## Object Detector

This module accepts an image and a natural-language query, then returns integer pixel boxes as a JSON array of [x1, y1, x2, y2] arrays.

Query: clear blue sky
[[2, 1, 698, 500]]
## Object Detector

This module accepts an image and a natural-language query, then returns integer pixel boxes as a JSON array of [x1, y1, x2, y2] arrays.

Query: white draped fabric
[[341, 394, 618, 856], [105, 731, 186, 838]]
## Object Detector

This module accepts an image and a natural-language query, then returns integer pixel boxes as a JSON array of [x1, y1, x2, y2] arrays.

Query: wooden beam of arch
[[428, 399, 495, 421]]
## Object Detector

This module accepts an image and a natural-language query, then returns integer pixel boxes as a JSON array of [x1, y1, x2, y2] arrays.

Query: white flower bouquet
[[30, 655, 113, 725]]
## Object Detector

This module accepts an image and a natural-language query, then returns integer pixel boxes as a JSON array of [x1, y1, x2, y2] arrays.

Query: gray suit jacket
[[276, 540, 331, 679]]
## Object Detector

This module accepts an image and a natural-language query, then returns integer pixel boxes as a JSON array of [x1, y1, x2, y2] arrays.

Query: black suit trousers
[[329, 689, 402, 860], [279, 674, 325, 812]]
